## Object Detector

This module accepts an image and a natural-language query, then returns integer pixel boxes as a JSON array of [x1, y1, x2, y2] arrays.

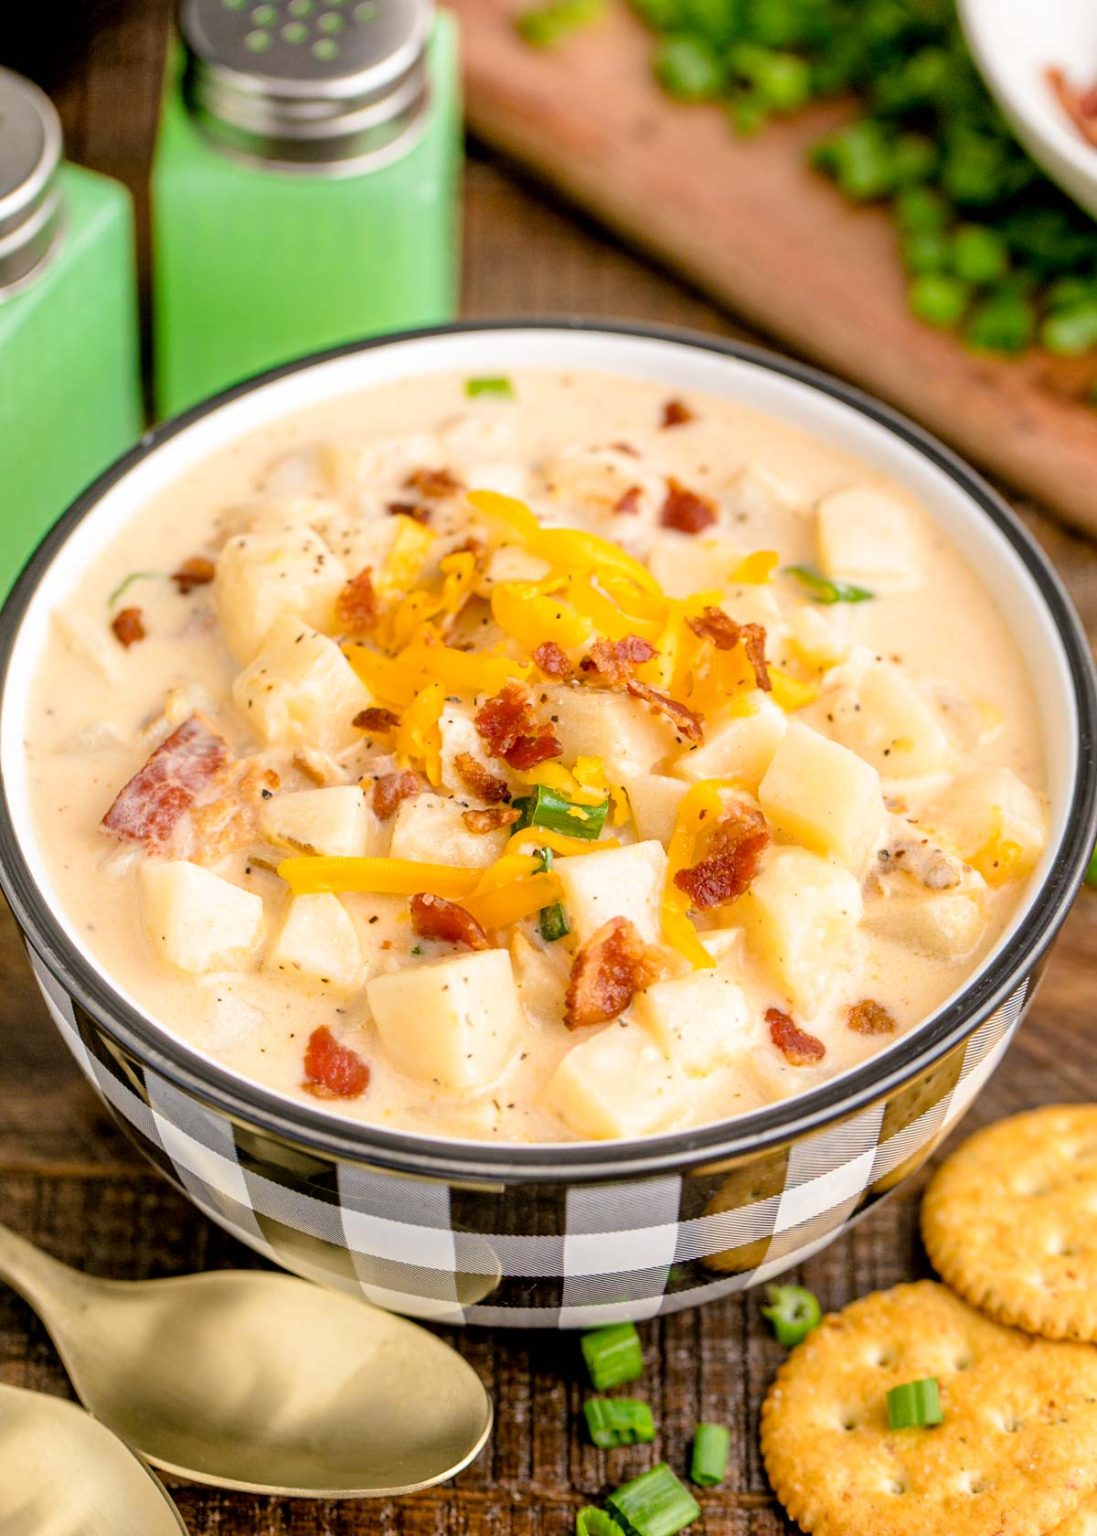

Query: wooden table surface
[[4, 4, 1097, 1532]]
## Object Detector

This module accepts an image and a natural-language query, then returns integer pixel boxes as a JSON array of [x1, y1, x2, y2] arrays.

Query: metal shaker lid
[[0, 67, 64, 296], [180, 0, 432, 174]]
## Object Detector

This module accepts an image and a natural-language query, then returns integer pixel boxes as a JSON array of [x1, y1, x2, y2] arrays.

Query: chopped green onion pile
[[577, 1509, 627, 1536], [887, 1376, 943, 1429], [582, 1321, 646, 1390], [607, 1463, 701, 1536], [761, 1282, 823, 1346], [516, 0, 606, 47], [466, 375, 516, 398], [513, 783, 611, 839], [584, 1396, 657, 1447], [689, 1422, 730, 1487], [785, 564, 874, 604]]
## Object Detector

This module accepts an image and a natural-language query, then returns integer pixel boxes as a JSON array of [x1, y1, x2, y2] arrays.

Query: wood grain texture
[[2, 3, 1097, 1530], [453, 0, 1097, 537]]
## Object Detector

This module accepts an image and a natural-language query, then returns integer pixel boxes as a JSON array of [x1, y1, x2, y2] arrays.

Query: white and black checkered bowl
[[2, 324, 1095, 1327]]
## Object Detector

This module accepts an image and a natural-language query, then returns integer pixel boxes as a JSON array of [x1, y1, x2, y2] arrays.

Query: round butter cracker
[[760, 1281, 1097, 1536], [923, 1106, 1097, 1342]]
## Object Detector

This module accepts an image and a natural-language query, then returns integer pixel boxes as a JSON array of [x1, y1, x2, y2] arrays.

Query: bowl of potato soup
[[1, 323, 1093, 1327]]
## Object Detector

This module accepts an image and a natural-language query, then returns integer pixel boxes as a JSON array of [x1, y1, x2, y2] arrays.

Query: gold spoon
[[0, 1381, 188, 1534], [0, 1222, 492, 1497]]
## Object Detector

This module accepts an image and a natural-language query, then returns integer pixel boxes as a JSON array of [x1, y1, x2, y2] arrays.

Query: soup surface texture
[[24, 370, 1048, 1142]]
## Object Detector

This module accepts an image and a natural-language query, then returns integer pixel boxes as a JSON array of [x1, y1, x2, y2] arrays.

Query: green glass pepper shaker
[[152, 0, 461, 419], [0, 67, 142, 599]]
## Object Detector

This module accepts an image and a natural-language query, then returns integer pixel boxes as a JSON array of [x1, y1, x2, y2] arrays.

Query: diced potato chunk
[[863, 888, 988, 959], [673, 691, 786, 791], [624, 773, 689, 845], [259, 786, 372, 858], [924, 768, 1047, 885], [647, 535, 740, 599], [787, 606, 849, 669], [555, 840, 667, 945], [232, 617, 371, 755], [214, 527, 346, 665], [478, 543, 552, 590], [759, 721, 884, 873], [544, 1023, 690, 1139], [366, 949, 524, 1089], [633, 970, 751, 1077], [265, 893, 365, 994], [141, 861, 264, 974], [824, 663, 951, 778], [816, 483, 920, 590], [545, 684, 679, 774], [736, 846, 863, 1011], [438, 702, 510, 799], [388, 792, 509, 868]]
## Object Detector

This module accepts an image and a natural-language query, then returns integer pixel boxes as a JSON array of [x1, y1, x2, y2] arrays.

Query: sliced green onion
[[533, 846, 571, 941], [886, 1377, 943, 1430], [761, 1283, 822, 1347], [466, 375, 515, 398], [1086, 843, 1097, 888], [512, 784, 610, 839], [577, 1510, 627, 1536], [606, 1462, 701, 1536], [654, 33, 725, 100], [515, 0, 604, 46], [583, 1396, 656, 1448], [108, 570, 161, 607], [950, 224, 1009, 285], [784, 565, 874, 605], [901, 230, 949, 276], [966, 292, 1036, 355], [908, 272, 971, 329], [689, 1422, 730, 1486], [581, 1322, 645, 1390], [894, 183, 950, 236], [1041, 303, 1097, 358]]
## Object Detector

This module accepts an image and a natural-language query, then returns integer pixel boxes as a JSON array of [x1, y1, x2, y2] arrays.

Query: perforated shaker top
[[0, 67, 64, 294]]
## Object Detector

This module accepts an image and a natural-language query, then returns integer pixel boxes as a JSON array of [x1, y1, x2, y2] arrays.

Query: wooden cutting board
[[453, 0, 1097, 534]]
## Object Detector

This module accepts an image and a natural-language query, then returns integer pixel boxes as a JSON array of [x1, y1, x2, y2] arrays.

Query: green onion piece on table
[[515, 0, 605, 47], [887, 1377, 943, 1430], [950, 225, 1009, 285], [966, 291, 1036, 355], [761, 1283, 822, 1347], [689, 1422, 730, 1487], [577, 1509, 627, 1536], [606, 1462, 701, 1536], [466, 375, 515, 398], [583, 1396, 656, 1448], [655, 34, 726, 101], [1041, 303, 1097, 358], [908, 273, 971, 330], [512, 784, 610, 839], [581, 1321, 645, 1390], [784, 566, 874, 605]]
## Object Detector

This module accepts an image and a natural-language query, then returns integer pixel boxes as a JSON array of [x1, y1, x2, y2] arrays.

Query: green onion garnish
[[583, 1396, 656, 1448], [577, 1510, 626, 1536], [466, 375, 515, 398], [606, 1462, 700, 1536], [886, 1377, 943, 1430], [108, 570, 161, 607], [512, 784, 610, 840], [581, 1322, 645, 1390], [533, 846, 571, 941], [689, 1422, 730, 1487], [784, 566, 874, 605], [761, 1283, 822, 1347], [1085, 843, 1097, 888], [515, 0, 604, 47]]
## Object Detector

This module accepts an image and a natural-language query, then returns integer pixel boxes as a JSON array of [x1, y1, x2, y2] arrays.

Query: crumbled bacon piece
[[661, 397, 695, 429], [474, 683, 563, 771], [405, 465, 463, 500], [102, 716, 228, 850], [674, 805, 769, 909], [687, 606, 771, 691], [739, 624, 771, 692], [336, 567, 377, 633], [626, 679, 703, 745], [613, 485, 644, 516], [410, 892, 491, 949], [847, 999, 896, 1037], [171, 556, 215, 594], [462, 805, 522, 834], [580, 634, 657, 687], [532, 641, 571, 678], [111, 607, 146, 648], [303, 1026, 370, 1099], [354, 707, 399, 733], [387, 500, 430, 523], [660, 477, 717, 535], [564, 917, 663, 1029], [372, 770, 420, 820], [767, 1008, 826, 1066], [454, 751, 511, 804]]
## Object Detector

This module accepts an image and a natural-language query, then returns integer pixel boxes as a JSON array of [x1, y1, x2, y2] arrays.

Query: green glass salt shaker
[[0, 68, 142, 599], [152, 0, 461, 419]]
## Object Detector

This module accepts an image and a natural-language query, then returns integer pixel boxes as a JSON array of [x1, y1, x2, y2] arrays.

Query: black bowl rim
[[1, 318, 1094, 1183]]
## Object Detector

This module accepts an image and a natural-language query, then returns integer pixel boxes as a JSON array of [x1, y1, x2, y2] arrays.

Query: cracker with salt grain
[[760, 1281, 1097, 1536], [923, 1105, 1097, 1342]]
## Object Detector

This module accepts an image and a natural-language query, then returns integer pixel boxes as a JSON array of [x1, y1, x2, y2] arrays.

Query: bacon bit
[[171, 556, 216, 594], [580, 634, 657, 687], [767, 1007, 826, 1066], [1047, 67, 1097, 147], [189, 762, 277, 865], [532, 641, 571, 678], [739, 624, 771, 692], [354, 706, 399, 733], [453, 535, 486, 561], [660, 477, 717, 535], [372, 770, 421, 821], [102, 716, 228, 850], [613, 485, 644, 516], [336, 567, 378, 634], [387, 500, 430, 523], [474, 683, 563, 771], [303, 1026, 370, 1099], [410, 892, 491, 949], [454, 751, 511, 804], [847, 999, 896, 1037], [462, 805, 522, 834], [405, 465, 464, 500], [674, 805, 769, 909], [111, 607, 146, 648], [687, 606, 771, 691], [564, 917, 663, 1029], [626, 679, 703, 745], [661, 397, 695, 429]]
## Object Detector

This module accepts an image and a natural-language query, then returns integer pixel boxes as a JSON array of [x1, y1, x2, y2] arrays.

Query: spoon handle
[[0, 1222, 86, 1321]]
